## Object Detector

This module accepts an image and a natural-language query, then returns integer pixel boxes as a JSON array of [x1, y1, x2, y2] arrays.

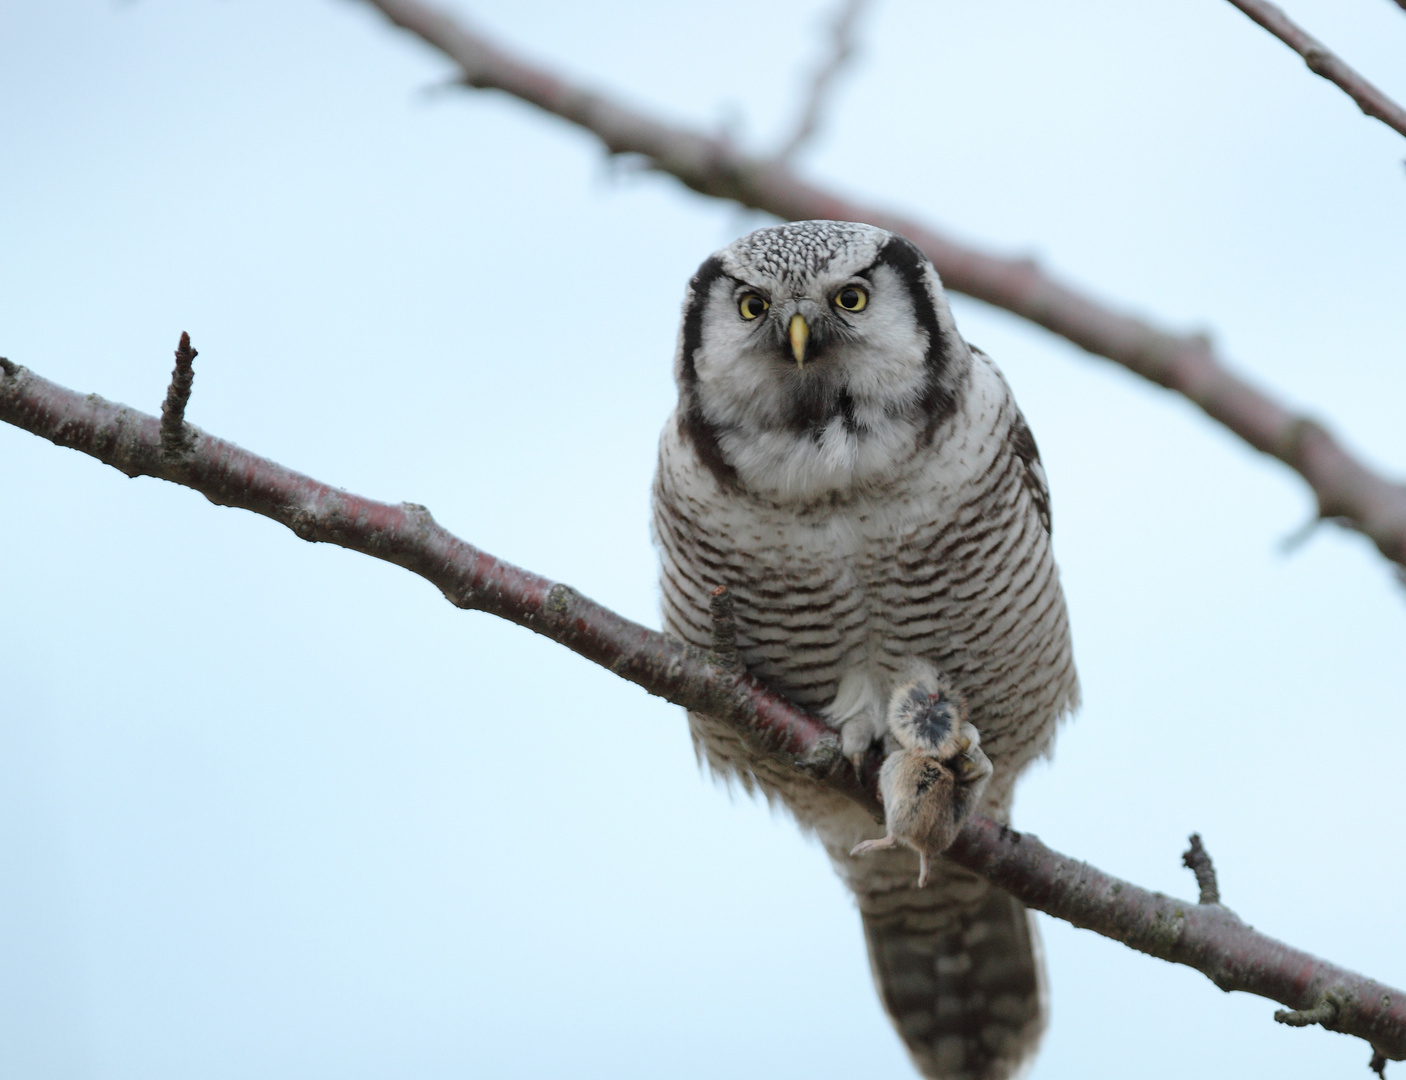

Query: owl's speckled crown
[[719, 220, 889, 285]]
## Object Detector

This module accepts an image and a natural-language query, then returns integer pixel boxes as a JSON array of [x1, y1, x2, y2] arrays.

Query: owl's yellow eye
[[739, 294, 769, 320], [834, 286, 868, 312]]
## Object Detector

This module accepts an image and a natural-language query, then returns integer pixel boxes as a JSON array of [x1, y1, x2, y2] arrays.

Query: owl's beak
[[788, 313, 810, 369]]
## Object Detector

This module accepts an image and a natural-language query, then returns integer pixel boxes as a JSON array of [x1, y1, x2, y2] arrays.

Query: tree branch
[[773, 0, 872, 164], [3, 348, 1404, 1061], [1225, 0, 1406, 141], [352, 0, 1406, 574]]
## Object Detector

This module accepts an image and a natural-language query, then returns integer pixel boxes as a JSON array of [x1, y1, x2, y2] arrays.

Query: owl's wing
[[967, 343, 1052, 538], [1007, 410, 1052, 537]]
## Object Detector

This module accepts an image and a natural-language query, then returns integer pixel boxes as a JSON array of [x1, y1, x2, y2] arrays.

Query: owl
[[652, 221, 1079, 1080]]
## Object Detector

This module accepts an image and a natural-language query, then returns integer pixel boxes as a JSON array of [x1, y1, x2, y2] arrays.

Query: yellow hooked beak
[[788, 313, 810, 369]]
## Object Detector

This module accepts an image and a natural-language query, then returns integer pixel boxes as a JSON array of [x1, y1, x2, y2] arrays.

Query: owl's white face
[[675, 221, 970, 501]]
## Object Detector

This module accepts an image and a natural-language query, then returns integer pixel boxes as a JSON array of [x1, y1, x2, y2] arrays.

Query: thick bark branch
[[3, 352, 1404, 1060], [1226, 0, 1406, 140], [350, 0, 1406, 572]]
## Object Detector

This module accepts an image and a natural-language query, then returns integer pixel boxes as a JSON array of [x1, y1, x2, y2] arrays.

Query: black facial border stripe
[[679, 255, 727, 389], [677, 255, 740, 488], [874, 234, 956, 432], [874, 235, 944, 375]]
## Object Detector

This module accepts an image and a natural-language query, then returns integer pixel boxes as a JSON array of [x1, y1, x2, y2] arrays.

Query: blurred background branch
[[359, 0, 1406, 574], [773, 0, 872, 164]]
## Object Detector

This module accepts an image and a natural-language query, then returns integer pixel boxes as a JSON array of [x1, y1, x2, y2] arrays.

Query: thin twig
[[1181, 833, 1221, 905], [356, 0, 1406, 572], [1275, 989, 1342, 1027], [1371, 1048, 1388, 1077], [3, 354, 1405, 1060], [1279, 514, 1324, 554], [1225, 0, 1406, 141], [159, 331, 198, 453], [774, 0, 872, 164]]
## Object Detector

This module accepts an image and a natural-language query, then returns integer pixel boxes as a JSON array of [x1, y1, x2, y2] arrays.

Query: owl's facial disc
[[677, 221, 969, 497]]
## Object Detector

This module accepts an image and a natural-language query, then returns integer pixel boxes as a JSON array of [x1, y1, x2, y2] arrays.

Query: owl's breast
[[655, 443, 869, 710], [654, 388, 1077, 775]]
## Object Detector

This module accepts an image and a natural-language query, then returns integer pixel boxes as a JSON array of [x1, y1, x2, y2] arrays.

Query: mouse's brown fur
[[851, 664, 993, 887]]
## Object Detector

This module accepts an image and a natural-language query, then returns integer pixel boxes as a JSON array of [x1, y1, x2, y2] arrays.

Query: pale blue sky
[[2, 2, 1404, 1078]]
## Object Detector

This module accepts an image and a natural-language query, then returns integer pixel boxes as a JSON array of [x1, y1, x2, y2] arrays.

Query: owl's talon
[[823, 668, 887, 770], [835, 711, 883, 770], [952, 752, 986, 782]]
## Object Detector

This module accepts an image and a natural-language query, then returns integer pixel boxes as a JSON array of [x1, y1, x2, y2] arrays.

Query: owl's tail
[[853, 855, 1046, 1080]]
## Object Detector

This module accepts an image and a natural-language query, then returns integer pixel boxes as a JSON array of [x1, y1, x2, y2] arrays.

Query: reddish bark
[[159, 331, 198, 452], [1226, 0, 1406, 140], [3, 352, 1402, 1060], [356, 0, 1406, 572]]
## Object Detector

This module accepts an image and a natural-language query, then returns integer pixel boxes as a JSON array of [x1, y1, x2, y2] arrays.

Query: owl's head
[[673, 221, 970, 500]]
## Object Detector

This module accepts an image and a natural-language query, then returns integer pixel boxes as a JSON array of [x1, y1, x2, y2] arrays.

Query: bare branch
[[355, 0, 1406, 573], [160, 330, 198, 454], [3, 353, 1405, 1060], [1226, 0, 1406, 141], [948, 822, 1406, 1062], [774, 0, 871, 164], [1181, 832, 1222, 905]]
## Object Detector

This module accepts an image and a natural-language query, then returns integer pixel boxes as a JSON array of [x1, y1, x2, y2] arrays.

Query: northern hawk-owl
[[652, 221, 1079, 1080]]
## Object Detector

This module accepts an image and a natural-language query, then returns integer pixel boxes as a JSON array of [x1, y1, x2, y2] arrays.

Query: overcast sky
[[2, 1, 1404, 1078]]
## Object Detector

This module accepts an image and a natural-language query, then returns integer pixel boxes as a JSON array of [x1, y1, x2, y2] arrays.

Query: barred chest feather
[[653, 353, 1078, 811]]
